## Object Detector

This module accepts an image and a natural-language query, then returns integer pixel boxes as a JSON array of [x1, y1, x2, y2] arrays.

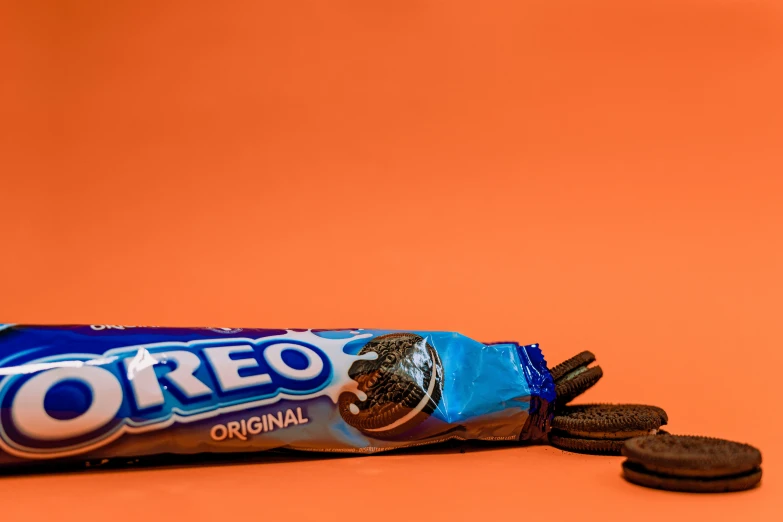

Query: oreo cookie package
[[0, 324, 554, 467]]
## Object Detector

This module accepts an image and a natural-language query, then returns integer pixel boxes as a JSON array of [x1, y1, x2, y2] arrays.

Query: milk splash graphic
[[0, 329, 377, 460]]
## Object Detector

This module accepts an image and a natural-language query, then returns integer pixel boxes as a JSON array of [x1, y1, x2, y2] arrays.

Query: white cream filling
[[563, 428, 658, 439]]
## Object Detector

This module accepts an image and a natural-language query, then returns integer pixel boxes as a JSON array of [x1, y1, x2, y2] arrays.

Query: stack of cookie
[[546, 351, 763, 493], [547, 350, 667, 454]]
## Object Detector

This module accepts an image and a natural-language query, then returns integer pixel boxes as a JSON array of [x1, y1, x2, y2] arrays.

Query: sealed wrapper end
[[0, 324, 554, 467]]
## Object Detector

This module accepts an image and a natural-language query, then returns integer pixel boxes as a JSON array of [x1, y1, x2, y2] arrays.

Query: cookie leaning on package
[[0, 324, 554, 467], [546, 350, 764, 492]]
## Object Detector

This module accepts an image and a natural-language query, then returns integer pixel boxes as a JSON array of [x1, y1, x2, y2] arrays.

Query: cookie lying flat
[[548, 351, 603, 406], [577, 403, 669, 425], [622, 435, 762, 493], [549, 404, 667, 455]]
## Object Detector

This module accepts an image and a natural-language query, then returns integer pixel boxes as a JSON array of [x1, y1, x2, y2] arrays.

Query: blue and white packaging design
[[0, 324, 554, 466]]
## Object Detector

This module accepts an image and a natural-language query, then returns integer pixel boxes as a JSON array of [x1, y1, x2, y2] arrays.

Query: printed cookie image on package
[[0, 324, 555, 467], [337, 333, 444, 439]]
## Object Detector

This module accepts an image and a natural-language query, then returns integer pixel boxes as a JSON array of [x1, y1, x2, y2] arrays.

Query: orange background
[[1, 0, 781, 519]]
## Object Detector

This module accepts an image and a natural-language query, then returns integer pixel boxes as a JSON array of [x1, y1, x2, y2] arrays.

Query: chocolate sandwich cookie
[[577, 403, 669, 425], [548, 351, 603, 406], [622, 435, 762, 493], [338, 333, 444, 440], [549, 404, 668, 455]]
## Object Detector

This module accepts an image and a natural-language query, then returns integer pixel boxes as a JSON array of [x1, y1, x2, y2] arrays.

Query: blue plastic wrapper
[[0, 324, 554, 466]]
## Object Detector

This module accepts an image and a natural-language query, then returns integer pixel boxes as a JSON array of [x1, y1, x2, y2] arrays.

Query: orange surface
[[1, 0, 781, 520]]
